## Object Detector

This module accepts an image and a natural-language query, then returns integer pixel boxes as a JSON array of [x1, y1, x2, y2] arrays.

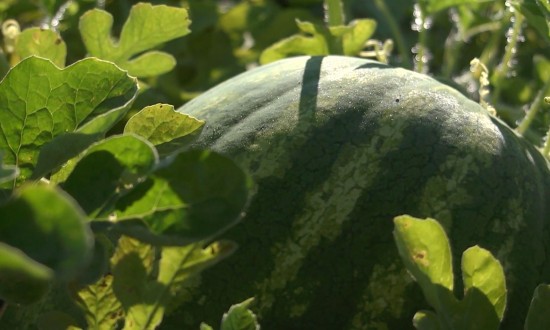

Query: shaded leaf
[[124, 104, 205, 157], [111, 236, 162, 330], [79, 3, 190, 77], [32, 132, 104, 180], [0, 184, 92, 280], [513, 0, 550, 40], [159, 240, 237, 312], [0, 241, 53, 305], [111, 150, 251, 245], [36, 311, 82, 330], [14, 27, 66, 67], [61, 135, 158, 216], [525, 284, 550, 330], [0, 56, 137, 185]]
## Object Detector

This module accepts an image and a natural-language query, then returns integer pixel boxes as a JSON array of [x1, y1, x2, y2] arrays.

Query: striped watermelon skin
[[167, 56, 550, 329]]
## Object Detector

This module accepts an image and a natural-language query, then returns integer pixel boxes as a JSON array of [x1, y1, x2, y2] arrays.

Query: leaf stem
[[373, 0, 413, 69]]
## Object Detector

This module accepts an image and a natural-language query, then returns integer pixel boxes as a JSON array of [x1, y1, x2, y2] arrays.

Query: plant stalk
[[492, 7, 524, 102], [373, 0, 413, 69], [324, 0, 344, 27], [516, 78, 550, 135]]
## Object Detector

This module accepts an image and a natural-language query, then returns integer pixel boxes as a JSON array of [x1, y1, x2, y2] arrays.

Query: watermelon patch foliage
[[0, 1, 550, 330]]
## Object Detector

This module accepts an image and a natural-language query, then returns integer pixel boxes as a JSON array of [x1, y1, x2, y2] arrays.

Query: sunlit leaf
[[124, 104, 205, 157], [79, 3, 190, 77], [75, 275, 123, 329], [220, 298, 260, 330], [0, 56, 137, 185], [461, 246, 507, 321], [393, 215, 454, 310], [14, 27, 66, 67]]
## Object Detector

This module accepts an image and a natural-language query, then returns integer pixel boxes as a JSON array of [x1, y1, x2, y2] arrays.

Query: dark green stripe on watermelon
[[165, 56, 550, 330]]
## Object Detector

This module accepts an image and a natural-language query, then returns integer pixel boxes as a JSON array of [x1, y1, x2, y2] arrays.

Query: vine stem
[[492, 6, 524, 102], [413, 3, 429, 73], [516, 78, 550, 135], [373, 0, 413, 69]]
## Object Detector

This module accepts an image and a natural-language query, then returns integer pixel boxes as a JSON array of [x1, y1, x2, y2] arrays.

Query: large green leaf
[[111, 150, 251, 245], [60, 134, 158, 216], [79, 3, 190, 77], [0, 184, 92, 280], [124, 104, 205, 157], [0, 56, 137, 185]]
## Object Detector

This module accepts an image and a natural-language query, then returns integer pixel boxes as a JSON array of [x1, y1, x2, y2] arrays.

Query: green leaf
[[111, 236, 163, 330], [220, 298, 260, 330], [108, 236, 236, 330], [158, 240, 237, 312], [79, 3, 190, 77], [412, 310, 441, 330], [525, 284, 550, 330], [513, 0, 550, 40], [393, 215, 455, 310], [14, 27, 66, 67], [259, 19, 328, 64], [124, 104, 205, 157], [259, 18, 376, 64], [0, 241, 53, 305], [32, 132, 104, 180], [0, 152, 18, 184], [61, 135, 158, 216], [0, 184, 92, 280], [200, 324, 215, 330], [340, 19, 377, 55], [75, 274, 123, 329], [0, 56, 137, 184], [111, 150, 251, 245], [461, 246, 507, 321]]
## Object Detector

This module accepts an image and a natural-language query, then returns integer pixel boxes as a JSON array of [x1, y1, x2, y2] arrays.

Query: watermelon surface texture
[[167, 56, 550, 329]]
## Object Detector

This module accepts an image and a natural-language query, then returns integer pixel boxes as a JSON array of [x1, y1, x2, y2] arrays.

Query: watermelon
[[166, 56, 550, 329]]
